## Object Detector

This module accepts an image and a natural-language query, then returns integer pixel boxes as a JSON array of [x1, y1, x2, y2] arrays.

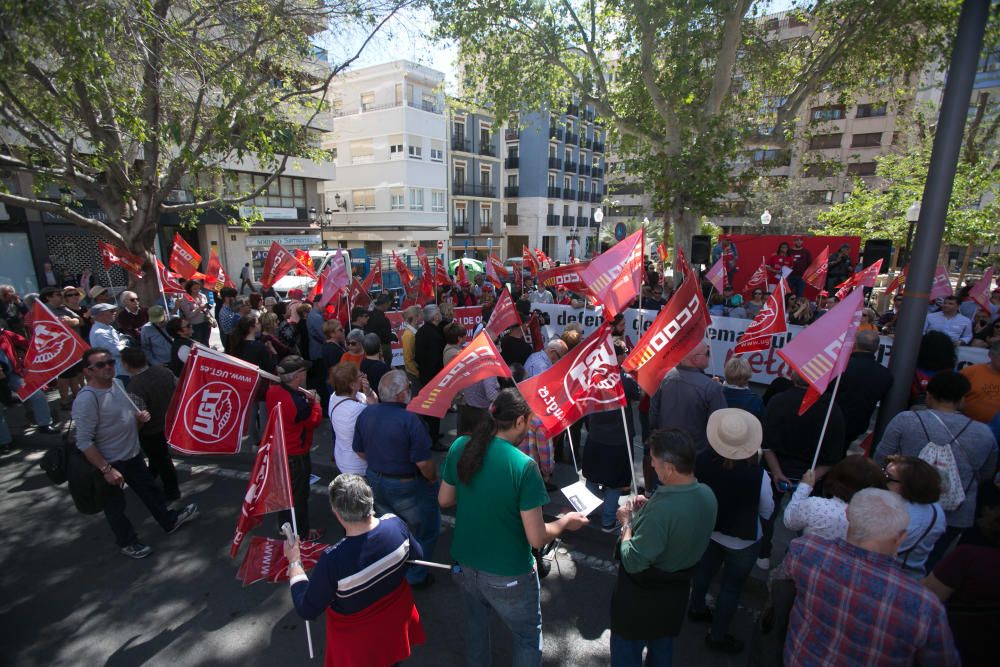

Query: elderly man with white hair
[[782, 488, 959, 666], [523, 338, 568, 378]]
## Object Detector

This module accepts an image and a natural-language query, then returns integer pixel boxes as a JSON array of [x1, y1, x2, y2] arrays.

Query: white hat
[[706, 408, 762, 460]]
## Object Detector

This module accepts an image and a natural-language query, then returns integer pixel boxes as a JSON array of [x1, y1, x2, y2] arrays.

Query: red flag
[[156, 258, 187, 294], [969, 266, 995, 314], [393, 251, 415, 286], [361, 261, 382, 292], [835, 259, 883, 300], [293, 249, 317, 279], [522, 245, 539, 276], [416, 247, 436, 301], [97, 240, 145, 278], [743, 260, 769, 296], [166, 347, 262, 455], [485, 289, 521, 339], [517, 323, 625, 438], [415, 247, 433, 278], [205, 248, 235, 291], [931, 266, 953, 300], [676, 247, 691, 279], [348, 277, 372, 310], [538, 260, 592, 294], [15, 302, 90, 400], [534, 248, 549, 269], [734, 281, 788, 355], [434, 257, 453, 287], [237, 536, 327, 586], [705, 256, 727, 292], [231, 405, 294, 557], [578, 228, 643, 319], [455, 260, 471, 288], [260, 242, 299, 290], [657, 243, 669, 264], [886, 266, 907, 295], [622, 268, 709, 395], [485, 254, 508, 289], [777, 287, 865, 415], [407, 331, 512, 418], [169, 233, 202, 280], [802, 246, 830, 290], [317, 250, 350, 309]]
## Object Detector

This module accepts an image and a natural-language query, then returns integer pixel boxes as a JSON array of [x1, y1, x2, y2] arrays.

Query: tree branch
[[703, 1, 753, 118], [0, 191, 124, 242]]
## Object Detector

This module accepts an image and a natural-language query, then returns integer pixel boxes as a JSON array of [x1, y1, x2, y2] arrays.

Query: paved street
[[0, 401, 781, 666]]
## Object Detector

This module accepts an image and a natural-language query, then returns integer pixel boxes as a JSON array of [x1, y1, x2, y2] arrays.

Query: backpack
[[915, 412, 972, 511], [38, 393, 107, 514]]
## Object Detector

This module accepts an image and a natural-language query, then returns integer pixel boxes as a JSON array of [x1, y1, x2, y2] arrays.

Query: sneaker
[[688, 607, 713, 623], [601, 522, 622, 534], [756, 557, 771, 570], [121, 542, 153, 559], [705, 634, 745, 654], [36, 425, 59, 435], [168, 503, 199, 534]]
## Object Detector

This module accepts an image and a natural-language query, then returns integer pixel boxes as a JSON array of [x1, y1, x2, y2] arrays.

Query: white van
[[270, 250, 347, 298]]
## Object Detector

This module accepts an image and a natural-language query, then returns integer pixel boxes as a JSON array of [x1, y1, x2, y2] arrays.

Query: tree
[[429, 0, 973, 268], [0, 0, 410, 299]]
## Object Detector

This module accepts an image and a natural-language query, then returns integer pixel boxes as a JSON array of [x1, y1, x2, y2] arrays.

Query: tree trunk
[[671, 207, 699, 278], [956, 242, 974, 288]]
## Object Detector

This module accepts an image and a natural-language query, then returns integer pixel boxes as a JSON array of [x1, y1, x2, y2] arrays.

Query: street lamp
[[760, 209, 772, 227], [592, 208, 604, 257]]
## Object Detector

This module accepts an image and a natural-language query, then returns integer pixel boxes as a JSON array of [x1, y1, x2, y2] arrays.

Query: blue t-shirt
[[352, 403, 431, 475], [291, 515, 422, 617]]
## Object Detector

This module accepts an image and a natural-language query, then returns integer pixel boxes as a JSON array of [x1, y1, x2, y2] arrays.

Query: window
[[507, 174, 518, 187], [390, 188, 405, 210], [480, 166, 491, 187], [578, 178, 585, 193], [395, 83, 403, 106], [364, 241, 382, 256], [851, 132, 882, 148], [409, 188, 424, 210], [479, 123, 491, 146], [564, 148, 572, 163], [331, 147, 338, 163], [350, 139, 374, 164], [563, 176, 571, 189], [454, 202, 467, 226], [388, 134, 404, 158], [548, 144, 557, 158], [547, 173, 556, 187], [430, 140, 444, 162], [750, 149, 791, 166], [846, 162, 877, 176], [454, 120, 465, 139], [508, 145, 519, 158], [361, 91, 375, 111], [808, 133, 842, 150], [806, 190, 834, 205], [856, 103, 887, 118], [352, 189, 375, 210], [480, 204, 492, 229], [547, 203, 554, 215], [802, 162, 838, 178], [408, 137, 422, 159], [431, 190, 446, 212], [810, 105, 846, 121], [454, 163, 466, 185], [238, 172, 307, 209]]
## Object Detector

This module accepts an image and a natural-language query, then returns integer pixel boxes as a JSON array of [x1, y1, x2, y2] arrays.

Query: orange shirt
[[960, 363, 1000, 423]]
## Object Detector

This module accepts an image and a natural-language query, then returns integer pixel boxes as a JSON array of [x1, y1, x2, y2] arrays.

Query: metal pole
[[875, 0, 989, 439]]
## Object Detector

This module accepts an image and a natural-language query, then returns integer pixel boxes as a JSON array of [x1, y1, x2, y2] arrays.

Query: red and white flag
[[657, 242, 669, 265], [348, 277, 372, 310], [485, 254, 508, 289], [293, 249, 317, 279], [230, 405, 294, 557], [237, 536, 327, 586], [705, 256, 727, 293], [518, 323, 625, 438], [455, 260, 471, 288], [317, 250, 350, 310], [16, 302, 89, 400], [622, 268, 710, 396], [485, 289, 521, 339], [734, 280, 787, 355], [777, 287, 865, 415], [538, 260, 592, 295], [205, 248, 235, 291], [260, 242, 299, 290], [169, 233, 202, 280], [392, 251, 415, 286], [407, 331, 512, 418], [835, 259, 883, 300], [166, 347, 262, 455], [578, 228, 643, 319], [416, 247, 433, 279], [969, 266, 995, 314], [156, 258, 187, 294], [416, 247, 435, 302], [802, 246, 830, 290], [98, 240, 145, 278], [522, 245, 539, 276], [886, 266, 908, 295], [744, 260, 769, 296], [434, 257, 453, 287], [931, 266, 954, 300], [361, 261, 382, 292]]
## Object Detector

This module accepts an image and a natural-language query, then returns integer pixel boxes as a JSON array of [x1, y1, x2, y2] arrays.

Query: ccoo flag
[[407, 330, 512, 418], [16, 302, 90, 400], [777, 287, 864, 415], [230, 405, 294, 557], [578, 228, 643, 319], [518, 323, 625, 439], [538, 259, 592, 295], [169, 233, 202, 280], [260, 242, 299, 290]]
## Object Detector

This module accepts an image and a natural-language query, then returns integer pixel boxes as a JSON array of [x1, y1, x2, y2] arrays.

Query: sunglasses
[[88, 360, 114, 369]]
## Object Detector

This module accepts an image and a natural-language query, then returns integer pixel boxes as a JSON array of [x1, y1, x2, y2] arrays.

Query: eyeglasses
[[88, 360, 114, 369], [126, 297, 138, 302]]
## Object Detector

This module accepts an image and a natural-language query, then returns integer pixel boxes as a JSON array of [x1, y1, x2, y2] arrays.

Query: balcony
[[593, 142, 605, 153], [565, 132, 578, 145], [566, 103, 579, 117], [547, 214, 561, 226], [549, 126, 564, 140], [584, 109, 595, 121], [577, 191, 588, 201], [547, 186, 562, 198], [548, 157, 563, 169], [407, 100, 443, 114], [451, 136, 470, 152], [591, 192, 603, 203], [562, 188, 576, 200], [452, 182, 497, 198], [504, 185, 519, 197], [564, 161, 578, 173], [591, 166, 604, 178], [563, 216, 576, 227], [479, 143, 497, 157], [578, 162, 589, 175], [582, 138, 593, 150], [504, 214, 519, 225], [505, 128, 520, 140], [480, 224, 493, 234], [505, 156, 520, 169], [453, 224, 468, 234]]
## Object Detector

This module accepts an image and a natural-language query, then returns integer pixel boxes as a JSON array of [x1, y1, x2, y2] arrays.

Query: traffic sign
[[614, 222, 627, 241], [437, 240, 444, 251]]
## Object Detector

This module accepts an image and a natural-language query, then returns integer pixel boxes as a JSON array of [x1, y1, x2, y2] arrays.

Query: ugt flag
[[486, 254, 508, 289], [777, 287, 864, 415], [169, 232, 202, 279], [155, 258, 187, 294], [484, 289, 521, 339], [835, 259, 883, 300], [293, 249, 317, 279], [237, 536, 327, 586], [734, 280, 787, 355], [518, 323, 625, 439], [578, 228, 643, 319], [931, 266, 954, 300], [166, 346, 262, 455], [407, 331, 512, 418], [623, 268, 710, 396], [98, 240, 145, 278], [231, 405, 294, 557], [16, 302, 89, 400], [803, 246, 830, 290], [744, 260, 769, 296], [260, 242, 298, 290]]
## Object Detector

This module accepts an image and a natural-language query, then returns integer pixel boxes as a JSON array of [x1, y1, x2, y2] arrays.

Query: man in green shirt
[[610, 429, 717, 666], [439, 389, 588, 666]]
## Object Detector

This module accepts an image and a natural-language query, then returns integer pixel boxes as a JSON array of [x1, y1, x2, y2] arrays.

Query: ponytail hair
[[457, 388, 532, 484]]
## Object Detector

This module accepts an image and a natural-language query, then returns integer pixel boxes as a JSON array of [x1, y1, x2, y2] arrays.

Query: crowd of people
[[2, 242, 999, 667]]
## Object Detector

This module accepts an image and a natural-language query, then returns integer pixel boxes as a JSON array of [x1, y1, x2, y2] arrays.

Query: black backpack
[[38, 394, 107, 514]]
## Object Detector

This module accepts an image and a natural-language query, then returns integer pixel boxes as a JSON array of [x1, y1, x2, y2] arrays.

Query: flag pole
[[153, 258, 170, 311], [564, 428, 581, 480], [288, 506, 315, 659], [809, 372, 843, 472], [618, 406, 639, 497]]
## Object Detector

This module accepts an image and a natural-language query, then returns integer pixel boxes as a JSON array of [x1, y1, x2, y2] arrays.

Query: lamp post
[[902, 200, 921, 266]]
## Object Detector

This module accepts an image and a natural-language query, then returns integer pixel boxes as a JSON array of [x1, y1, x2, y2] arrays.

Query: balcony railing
[[582, 138, 593, 149], [505, 156, 519, 169], [504, 214, 519, 225], [563, 215, 576, 227], [453, 224, 468, 234], [562, 188, 576, 199], [546, 214, 561, 226], [578, 162, 589, 175], [451, 136, 470, 152], [452, 182, 497, 198], [564, 132, 578, 145], [549, 126, 564, 140], [480, 224, 493, 234], [479, 143, 496, 157], [591, 166, 604, 178], [504, 128, 520, 140], [504, 186, 519, 197], [591, 192, 603, 203], [407, 100, 443, 114], [593, 142, 605, 153], [547, 186, 562, 198], [577, 191, 588, 201], [566, 103, 579, 117], [548, 157, 563, 169], [564, 161, 578, 173]]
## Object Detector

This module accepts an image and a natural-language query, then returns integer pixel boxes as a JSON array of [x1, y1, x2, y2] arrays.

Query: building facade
[[447, 106, 503, 260]]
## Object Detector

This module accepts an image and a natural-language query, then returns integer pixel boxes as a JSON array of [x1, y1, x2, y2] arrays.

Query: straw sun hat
[[706, 408, 763, 460]]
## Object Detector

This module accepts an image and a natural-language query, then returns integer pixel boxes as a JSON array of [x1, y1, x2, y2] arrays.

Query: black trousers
[[139, 431, 180, 500], [278, 454, 311, 539], [104, 454, 178, 547]]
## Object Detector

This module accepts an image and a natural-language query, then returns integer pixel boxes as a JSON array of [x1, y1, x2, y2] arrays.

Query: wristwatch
[[288, 560, 303, 573]]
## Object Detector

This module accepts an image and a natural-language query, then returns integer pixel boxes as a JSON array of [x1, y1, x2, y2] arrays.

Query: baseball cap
[[90, 302, 119, 315], [148, 305, 166, 324], [276, 355, 311, 375]]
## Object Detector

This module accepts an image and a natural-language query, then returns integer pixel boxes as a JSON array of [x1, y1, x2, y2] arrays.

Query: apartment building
[[321, 60, 449, 263], [447, 106, 503, 260], [503, 103, 607, 262]]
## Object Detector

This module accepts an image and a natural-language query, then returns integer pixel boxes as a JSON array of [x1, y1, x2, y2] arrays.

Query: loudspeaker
[[862, 239, 892, 273], [691, 235, 712, 265]]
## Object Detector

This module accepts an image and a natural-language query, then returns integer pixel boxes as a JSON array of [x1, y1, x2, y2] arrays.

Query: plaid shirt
[[518, 416, 553, 478], [784, 535, 959, 667]]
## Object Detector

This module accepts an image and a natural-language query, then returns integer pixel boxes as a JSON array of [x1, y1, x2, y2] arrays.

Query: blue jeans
[[10, 374, 52, 427], [689, 539, 759, 641], [0, 407, 11, 446], [610, 633, 673, 667], [365, 470, 440, 584], [454, 564, 542, 667], [586, 480, 622, 528]]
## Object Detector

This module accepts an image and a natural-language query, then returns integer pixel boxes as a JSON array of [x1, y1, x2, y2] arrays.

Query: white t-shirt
[[783, 482, 849, 541], [329, 392, 369, 474]]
